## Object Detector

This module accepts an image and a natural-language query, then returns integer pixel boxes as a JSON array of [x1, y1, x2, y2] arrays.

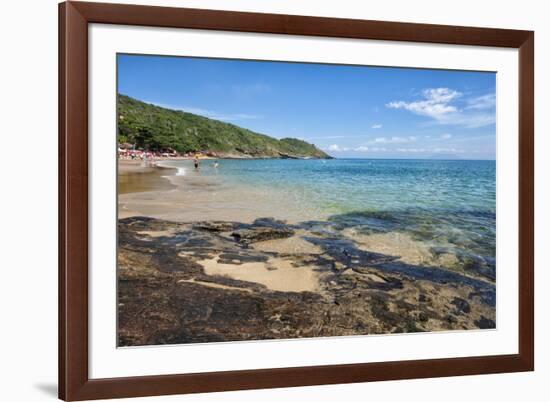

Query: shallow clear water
[[162, 158, 496, 266], [199, 159, 494, 210]]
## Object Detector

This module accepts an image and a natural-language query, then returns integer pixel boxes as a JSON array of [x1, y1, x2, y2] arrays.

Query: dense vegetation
[[117, 94, 331, 159]]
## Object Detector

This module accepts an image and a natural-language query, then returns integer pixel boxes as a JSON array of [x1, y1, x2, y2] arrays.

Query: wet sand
[[199, 256, 321, 293], [118, 160, 176, 194], [118, 159, 326, 223]]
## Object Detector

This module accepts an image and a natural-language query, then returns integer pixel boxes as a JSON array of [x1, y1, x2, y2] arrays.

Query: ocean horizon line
[[326, 157, 496, 161], [180, 156, 496, 162]]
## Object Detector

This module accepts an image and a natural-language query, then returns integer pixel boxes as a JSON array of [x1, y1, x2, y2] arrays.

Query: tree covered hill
[[117, 94, 331, 159]]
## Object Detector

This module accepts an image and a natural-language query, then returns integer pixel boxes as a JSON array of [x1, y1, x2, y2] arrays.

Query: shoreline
[[118, 159, 329, 223], [116, 159, 496, 287], [117, 159, 495, 270], [117, 159, 496, 346], [118, 160, 176, 195]]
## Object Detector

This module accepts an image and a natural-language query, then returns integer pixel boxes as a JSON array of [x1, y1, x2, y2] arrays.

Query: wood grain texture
[[72, 1, 531, 48], [58, 1, 534, 400], [59, 2, 89, 400], [518, 33, 535, 370]]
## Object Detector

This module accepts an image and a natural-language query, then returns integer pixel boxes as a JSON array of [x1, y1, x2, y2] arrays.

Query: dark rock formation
[[231, 226, 295, 245], [118, 216, 496, 347]]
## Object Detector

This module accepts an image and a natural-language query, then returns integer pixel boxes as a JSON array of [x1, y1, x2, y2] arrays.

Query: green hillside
[[117, 95, 331, 159]]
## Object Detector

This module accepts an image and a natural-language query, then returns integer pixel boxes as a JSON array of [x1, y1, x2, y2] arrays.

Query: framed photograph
[[59, 1, 534, 400]]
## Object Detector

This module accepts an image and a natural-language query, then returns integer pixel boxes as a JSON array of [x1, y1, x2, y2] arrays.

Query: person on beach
[[194, 155, 200, 170]]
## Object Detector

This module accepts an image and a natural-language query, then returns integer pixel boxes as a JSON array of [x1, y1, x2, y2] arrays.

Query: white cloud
[[309, 135, 349, 140], [425, 88, 462, 103], [371, 124, 383, 129], [396, 147, 464, 154], [466, 93, 496, 110], [449, 114, 495, 128], [174, 106, 212, 116], [145, 100, 263, 121], [396, 148, 427, 153], [386, 88, 495, 128], [372, 136, 417, 144], [325, 144, 371, 153], [326, 144, 349, 152], [305, 134, 368, 140], [440, 133, 452, 139], [433, 147, 465, 153], [325, 143, 468, 155], [387, 88, 461, 120], [182, 108, 262, 121]]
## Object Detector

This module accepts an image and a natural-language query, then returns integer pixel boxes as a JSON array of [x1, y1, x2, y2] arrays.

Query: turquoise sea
[[162, 158, 496, 277]]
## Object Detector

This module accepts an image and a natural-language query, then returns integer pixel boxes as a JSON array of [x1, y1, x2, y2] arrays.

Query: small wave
[[155, 161, 170, 168], [176, 167, 186, 176], [155, 161, 179, 170]]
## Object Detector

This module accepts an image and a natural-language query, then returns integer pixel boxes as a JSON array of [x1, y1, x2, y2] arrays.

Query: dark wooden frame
[[59, 1, 534, 400]]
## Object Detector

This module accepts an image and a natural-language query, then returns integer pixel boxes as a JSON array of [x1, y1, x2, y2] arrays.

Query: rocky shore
[[118, 216, 496, 346]]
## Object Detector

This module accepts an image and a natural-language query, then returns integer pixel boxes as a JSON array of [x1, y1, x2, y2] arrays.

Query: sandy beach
[[118, 159, 327, 223], [118, 159, 177, 194]]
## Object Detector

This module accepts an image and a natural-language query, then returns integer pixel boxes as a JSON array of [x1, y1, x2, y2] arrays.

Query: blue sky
[[118, 54, 496, 159]]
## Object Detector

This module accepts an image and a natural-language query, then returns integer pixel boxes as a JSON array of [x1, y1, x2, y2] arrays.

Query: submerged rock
[[231, 226, 294, 245], [194, 221, 237, 232], [475, 316, 496, 329]]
